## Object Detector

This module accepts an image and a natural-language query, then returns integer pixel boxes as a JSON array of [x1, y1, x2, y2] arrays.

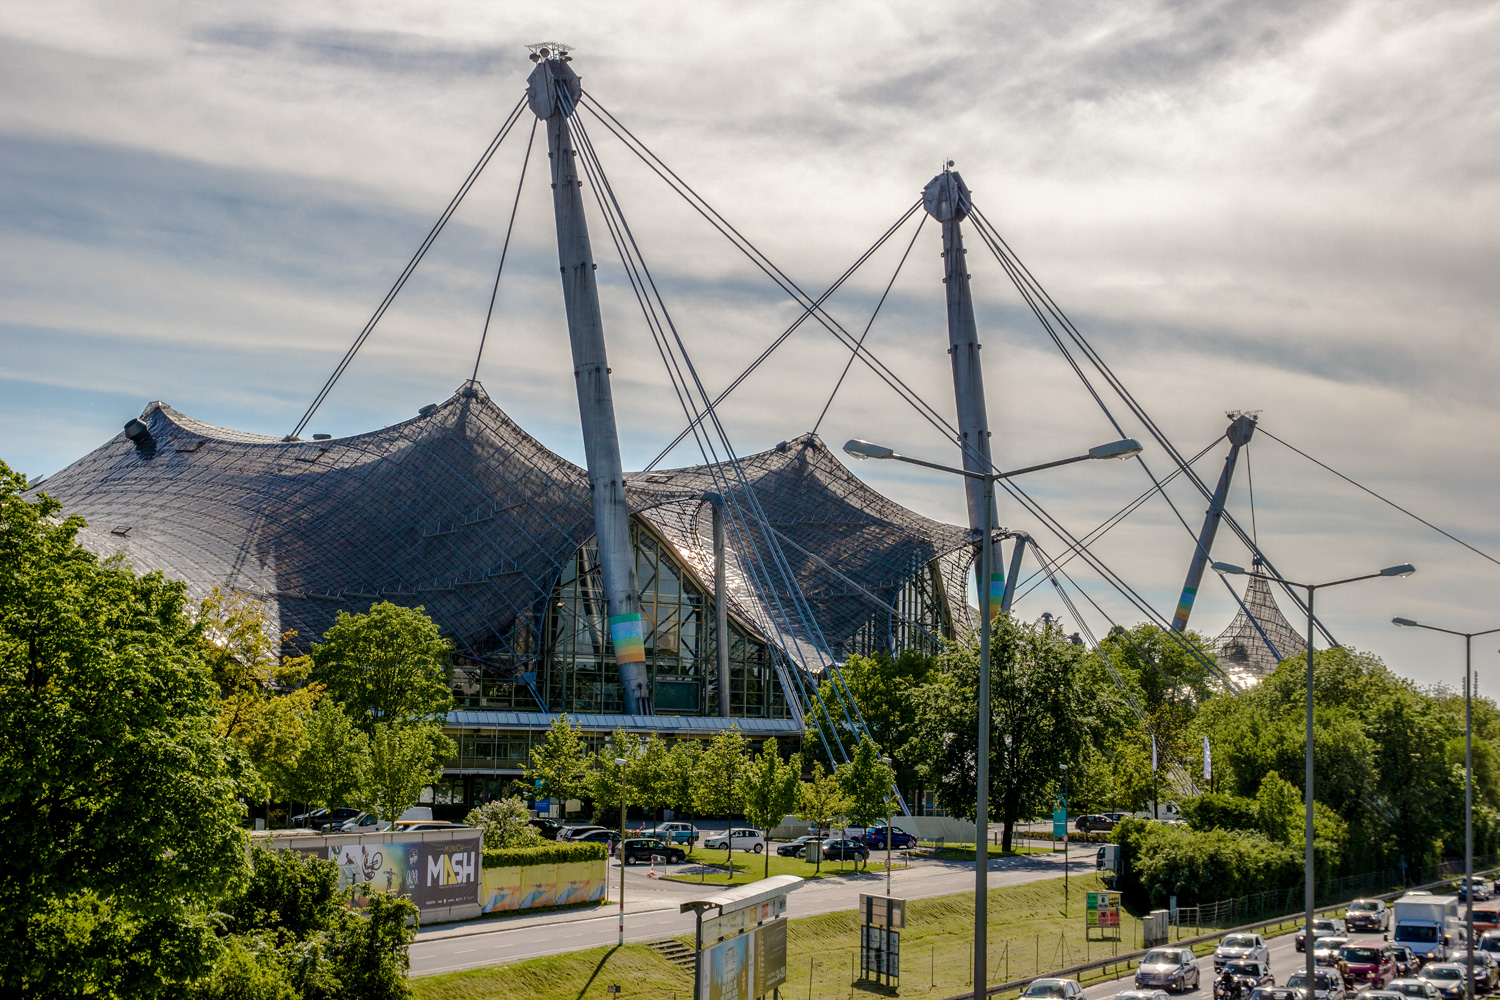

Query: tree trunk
[[764, 827, 770, 880]]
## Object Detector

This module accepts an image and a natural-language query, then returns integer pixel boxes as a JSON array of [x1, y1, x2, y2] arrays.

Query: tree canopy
[[309, 601, 452, 729]]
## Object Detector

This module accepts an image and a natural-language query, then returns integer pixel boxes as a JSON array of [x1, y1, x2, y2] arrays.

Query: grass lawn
[[653, 847, 908, 887], [929, 843, 1050, 861], [415, 870, 1208, 1000]]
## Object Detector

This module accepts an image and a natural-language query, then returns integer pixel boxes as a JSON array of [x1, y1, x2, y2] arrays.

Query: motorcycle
[[1214, 978, 1242, 1000]]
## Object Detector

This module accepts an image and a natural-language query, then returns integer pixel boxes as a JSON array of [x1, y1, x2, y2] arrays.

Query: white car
[[1215, 932, 1270, 968], [703, 828, 766, 853], [1021, 979, 1085, 1000]]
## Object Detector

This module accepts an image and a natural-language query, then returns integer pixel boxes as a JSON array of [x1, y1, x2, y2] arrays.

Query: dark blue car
[[863, 826, 919, 849]]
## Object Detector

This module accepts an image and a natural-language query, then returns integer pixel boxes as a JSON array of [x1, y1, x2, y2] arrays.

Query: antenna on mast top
[[527, 41, 575, 62]]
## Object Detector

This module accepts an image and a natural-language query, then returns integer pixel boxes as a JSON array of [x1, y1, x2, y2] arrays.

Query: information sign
[[858, 893, 906, 929], [1052, 806, 1067, 839], [1086, 891, 1120, 930], [701, 895, 786, 942], [754, 918, 788, 996], [860, 925, 901, 979]]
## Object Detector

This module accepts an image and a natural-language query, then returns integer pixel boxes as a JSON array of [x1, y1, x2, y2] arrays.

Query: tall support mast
[[1170, 412, 1258, 632], [528, 47, 650, 714], [924, 167, 1004, 606]]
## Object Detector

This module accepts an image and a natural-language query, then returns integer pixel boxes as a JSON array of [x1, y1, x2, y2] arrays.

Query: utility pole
[[528, 47, 650, 714]]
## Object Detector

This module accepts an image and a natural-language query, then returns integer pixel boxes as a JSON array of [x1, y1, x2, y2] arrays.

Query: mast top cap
[[923, 169, 971, 223]]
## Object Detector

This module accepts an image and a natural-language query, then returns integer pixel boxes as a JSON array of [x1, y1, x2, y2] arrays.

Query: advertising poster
[[518, 864, 561, 910], [482, 864, 523, 913], [555, 860, 606, 906], [754, 919, 787, 996], [307, 840, 419, 905], [416, 835, 481, 909], [703, 934, 753, 1000]]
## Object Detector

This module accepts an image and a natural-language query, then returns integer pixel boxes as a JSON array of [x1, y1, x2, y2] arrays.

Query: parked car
[[1222, 960, 1274, 991], [619, 838, 687, 865], [1340, 941, 1399, 988], [1448, 952, 1499, 993], [863, 826, 919, 850], [1417, 964, 1470, 999], [641, 822, 698, 845], [1298, 918, 1345, 952], [1285, 968, 1347, 1000], [1075, 814, 1116, 833], [1215, 933, 1271, 968], [390, 820, 459, 832], [1020, 979, 1085, 999], [1345, 899, 1392, 933], [1135, 948, 1201, 992], [1388, 979, 1443, 1000], [558, 825, 606, 841], [292, 806, 361, 829], [528, 817, 564, 840], [778, 835, 820, 857], [334, 811, 385, 833], [1459, 877, 1493, 902], [703, 828, 766, 853], [1103, 812, 1128, 824], [571, 828, 622, 848], [818, 839, 869, 863]]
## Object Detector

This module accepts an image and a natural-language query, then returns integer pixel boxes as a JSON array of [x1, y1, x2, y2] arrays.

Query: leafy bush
[[1180, 793, 1258, 833], [483, 841, 607, 869], [1114, 817, 1300, 908], [465, 796, 543, 851]]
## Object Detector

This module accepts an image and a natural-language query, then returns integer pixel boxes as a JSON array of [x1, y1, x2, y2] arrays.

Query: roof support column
[[1171, 413, 1257, 632], [710, 496, 731, 718], [529, 53, 649, 714], [924, 168, 1004, 609]]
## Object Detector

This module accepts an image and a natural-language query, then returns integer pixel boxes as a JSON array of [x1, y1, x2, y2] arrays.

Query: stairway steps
[[648, 938, 696, 970]]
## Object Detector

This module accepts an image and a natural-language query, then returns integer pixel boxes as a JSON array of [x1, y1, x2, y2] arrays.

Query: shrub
[[1114, 817, 1299, 908], [482, 841, 607, 869], [465, 796, 543, 851], [1179, 793, 1258, 834]]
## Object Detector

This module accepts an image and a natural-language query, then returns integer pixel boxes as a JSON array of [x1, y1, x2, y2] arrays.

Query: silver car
[[1285, 969, 1347, 1000], [1136, 949, 1202, 993], [1216, 933, 1271, 969]]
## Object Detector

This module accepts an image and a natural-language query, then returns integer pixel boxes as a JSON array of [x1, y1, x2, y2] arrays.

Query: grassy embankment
[[656, 843, 1047, 888], [416, 870, 1224, 1000]]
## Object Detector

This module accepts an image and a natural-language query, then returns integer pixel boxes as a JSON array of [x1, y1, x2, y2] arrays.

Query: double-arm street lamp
[[1213, 560, 1415, 997], [845, 435, 1142, 1000], [1392, 618, 1500, 1000]]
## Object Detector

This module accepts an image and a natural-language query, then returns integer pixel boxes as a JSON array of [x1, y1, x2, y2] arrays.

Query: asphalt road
[[410, 844, 1100, 977]]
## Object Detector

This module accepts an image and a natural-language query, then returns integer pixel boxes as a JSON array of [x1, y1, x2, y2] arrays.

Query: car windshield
[[1144, 951, 1178, 965], [1350, 902, 1378, 911], [1481, 938, 1500, 952], [1343, 947, 1383, 963], [1228, 963, 1260, 975], [1023, 984, 1066, 998], [1426, 969, 1463, 981], [1314, 920, 1340, 931], [1224, 936, 1257, 948], [1398, 926, 1440, 943], [1314, 939, 1343, 951], [1288, 973, 1333, 988]]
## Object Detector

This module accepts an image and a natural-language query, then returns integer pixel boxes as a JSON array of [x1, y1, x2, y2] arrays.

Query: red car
[[1341, 941, 1400, 989]]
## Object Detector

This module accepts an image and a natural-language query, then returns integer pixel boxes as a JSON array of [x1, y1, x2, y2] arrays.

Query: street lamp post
[[882, 755, 894, 897], [1392, 618, 1500, 1000], [1061, 763, 1070, 915], [1213, 560, 1415, 998], [846, 435, 1142, 1000], [615, 755, 627, 947]]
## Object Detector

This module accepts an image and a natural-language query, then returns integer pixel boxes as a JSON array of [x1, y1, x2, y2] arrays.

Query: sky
[[3, 0, 1497, 689]]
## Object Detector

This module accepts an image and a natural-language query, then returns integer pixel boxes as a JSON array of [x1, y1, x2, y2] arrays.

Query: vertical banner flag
[[1203, 736, 1211, 781], [1151, 736, 1158, 773]]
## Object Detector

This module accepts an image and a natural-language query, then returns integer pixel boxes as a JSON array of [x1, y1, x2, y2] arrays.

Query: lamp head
[[1380, 563, 1417, 578], [1088, 438, 1144, 460], [613, 757, 626, 766], [843, 439, 894, 461], [1211, 561, 1247, 576], [1392, 617, 1420, 628]]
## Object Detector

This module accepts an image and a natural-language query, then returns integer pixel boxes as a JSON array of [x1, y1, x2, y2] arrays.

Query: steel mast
[[528, 46, 650, 714], [1170, 412, 1257, 632], [923, 166, 1006, 606]]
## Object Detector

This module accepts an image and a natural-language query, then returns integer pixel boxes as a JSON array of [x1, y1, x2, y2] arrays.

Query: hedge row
[[483, 841, 608, 869], [1113, 817, 1300, 908]]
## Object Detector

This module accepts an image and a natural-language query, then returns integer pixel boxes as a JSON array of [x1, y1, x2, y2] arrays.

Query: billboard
[[1087, 890, 1120, 928], [286, 833, 482, 913], [703, 933, 753, 1000], [754, 919, 788, 996], [481, 859, 606, 913]]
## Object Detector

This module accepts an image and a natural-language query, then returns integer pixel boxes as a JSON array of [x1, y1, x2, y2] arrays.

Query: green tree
[[1253, 770, 1301, 844], [524, 714, 591, 818], [661, 738, 701, 825], [631, 733, 673, 824], [694, 728, 749, 881], [739, 738, 802, 879], [908, 614, 1104, 849], [361, 722, 450, 823], [0, 463, 249, 995], [285, 698, 370, 814], [585, 729, 638, 826], [804, 650, 935, 787], [794, 763, 848, 874], [838, 735, 893, 870], [464, 797, 542, 851], [309, 602, 452, 730]]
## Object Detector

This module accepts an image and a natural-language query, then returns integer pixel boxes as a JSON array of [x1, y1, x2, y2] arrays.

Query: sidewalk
[[416, 896, 678, 943]]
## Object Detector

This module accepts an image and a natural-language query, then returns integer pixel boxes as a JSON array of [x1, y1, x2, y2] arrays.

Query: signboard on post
[[1086, 890, 1120, 935], [860, 925, 901, 980], [754, 918, 788, 997], [858, 893, 906, 929], [702, 895, 786, 942]]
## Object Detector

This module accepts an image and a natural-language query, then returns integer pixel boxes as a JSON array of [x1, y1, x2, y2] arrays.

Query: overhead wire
[[472, 117, 539, 383], [290, 94, 529, 440]]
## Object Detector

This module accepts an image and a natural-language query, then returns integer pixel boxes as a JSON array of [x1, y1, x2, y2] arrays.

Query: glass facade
[[541, 520, 788, 718], [839, 559, 954, 659]]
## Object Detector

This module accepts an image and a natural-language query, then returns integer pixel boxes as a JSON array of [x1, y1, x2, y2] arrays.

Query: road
[[410, 843, 1100, 977]]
